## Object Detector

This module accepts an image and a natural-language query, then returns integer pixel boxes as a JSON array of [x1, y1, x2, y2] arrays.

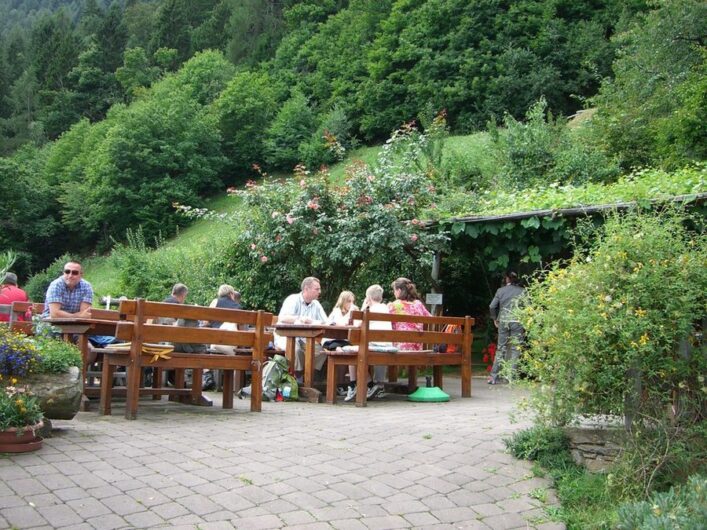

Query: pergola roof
[[424, 192, 707, 228]]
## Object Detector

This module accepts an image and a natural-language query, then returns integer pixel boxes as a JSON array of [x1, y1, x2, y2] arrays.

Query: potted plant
[[0, 377, 44, 452], [0, 323, 83, 422]]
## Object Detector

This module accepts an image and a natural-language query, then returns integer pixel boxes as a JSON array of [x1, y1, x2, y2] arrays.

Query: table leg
[[285, 337, 296, 372], [304, 338, 315, 388]]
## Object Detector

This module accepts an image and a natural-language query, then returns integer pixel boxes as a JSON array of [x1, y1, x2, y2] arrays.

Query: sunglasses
[[63, 269, 81, 276]]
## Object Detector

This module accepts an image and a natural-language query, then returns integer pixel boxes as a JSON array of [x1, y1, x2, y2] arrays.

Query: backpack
[[436, 324, 462, 353], [260, 354, 299, 401]]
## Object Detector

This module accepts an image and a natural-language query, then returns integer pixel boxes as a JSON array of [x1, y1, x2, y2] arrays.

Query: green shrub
[[616, 474, 707, 530], [33, 336, 82, 375], [24, 253, 73, 304], [520, 209, 707, 494], [505, 426, 574, 470]]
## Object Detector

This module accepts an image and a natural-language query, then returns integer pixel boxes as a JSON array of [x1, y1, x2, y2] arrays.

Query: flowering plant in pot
[[0, 376, 44, 452]]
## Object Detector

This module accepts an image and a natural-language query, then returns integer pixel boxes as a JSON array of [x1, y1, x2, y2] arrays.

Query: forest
[[0, 0, 704, 280]]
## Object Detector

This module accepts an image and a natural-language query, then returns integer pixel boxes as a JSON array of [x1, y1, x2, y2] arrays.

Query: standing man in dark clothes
[[488, 271, 526, 384]]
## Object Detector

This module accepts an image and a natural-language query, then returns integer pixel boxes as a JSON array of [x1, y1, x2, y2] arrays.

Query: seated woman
[[342, 284, 391, 402], [388, 277, 431, 351]]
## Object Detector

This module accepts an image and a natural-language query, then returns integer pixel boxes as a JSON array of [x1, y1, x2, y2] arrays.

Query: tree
[[213, 69, 281, 179], [591, 0, 707, 169], [150, 0, 192, 63], [264, 90, 316, 170]]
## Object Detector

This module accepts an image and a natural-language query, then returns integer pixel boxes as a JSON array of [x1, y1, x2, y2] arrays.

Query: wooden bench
[[8, 301, 45, 334], [325, 310, 474, 406], [100, 298, 273, 420]]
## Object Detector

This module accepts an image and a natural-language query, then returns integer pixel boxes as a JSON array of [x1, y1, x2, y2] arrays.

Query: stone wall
[[564, 425, 624, 472]]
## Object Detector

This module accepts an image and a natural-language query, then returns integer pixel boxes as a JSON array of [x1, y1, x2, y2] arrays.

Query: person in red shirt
[[0, 272, 29, 322]]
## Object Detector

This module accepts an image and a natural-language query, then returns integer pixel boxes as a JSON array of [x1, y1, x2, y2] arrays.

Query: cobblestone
[[1, 377, 564, 529]]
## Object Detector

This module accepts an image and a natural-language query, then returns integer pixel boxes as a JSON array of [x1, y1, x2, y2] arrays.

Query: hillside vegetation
[[2, 0, 705, 280]]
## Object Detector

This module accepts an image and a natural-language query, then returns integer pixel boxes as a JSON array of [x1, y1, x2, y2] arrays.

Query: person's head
[[504, 271, 519, 286], [2, 272, 18, 286], [217, 284, 239, 301], [365, 284, 384, 304], [62, 261, 83, 289], [334, 291, 355, 313], [300, 277, 321, 304], [171, 283, 188, 303], [391, 277, 420, 302]]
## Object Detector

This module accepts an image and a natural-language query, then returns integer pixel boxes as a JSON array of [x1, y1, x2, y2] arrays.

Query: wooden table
[[44, 318, 119, 404], [274, 324, 351, 387]]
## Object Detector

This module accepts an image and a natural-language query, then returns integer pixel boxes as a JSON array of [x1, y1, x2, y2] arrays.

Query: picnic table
[[274, 323, 351, 388]]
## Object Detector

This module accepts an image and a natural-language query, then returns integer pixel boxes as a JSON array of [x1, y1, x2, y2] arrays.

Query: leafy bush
[[489, 98, 619, 189], [616, 474, 707, 530], [519, 209, 707, 494], [505, 426, 574, 470], [24, 253, 73, 303], [180, 123, 449, 311], [110, 227, 238, 306], [33, 336, 82, 375]]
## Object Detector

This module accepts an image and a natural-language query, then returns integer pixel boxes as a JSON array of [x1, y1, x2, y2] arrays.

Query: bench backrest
[[8, 301, 45, 334], [115, 299, 273, 351], [347, 310, 474, 351]]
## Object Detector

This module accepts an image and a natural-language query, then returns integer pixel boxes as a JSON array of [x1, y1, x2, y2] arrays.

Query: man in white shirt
[[277, 277, 328, 380]]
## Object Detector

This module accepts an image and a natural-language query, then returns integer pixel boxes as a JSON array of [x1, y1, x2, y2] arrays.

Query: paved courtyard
[[1, 377, 565, 529]]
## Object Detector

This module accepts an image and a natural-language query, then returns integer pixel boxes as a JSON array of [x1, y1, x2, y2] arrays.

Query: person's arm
[[489, 290, 500, 327], [48, 302, 87, 319]]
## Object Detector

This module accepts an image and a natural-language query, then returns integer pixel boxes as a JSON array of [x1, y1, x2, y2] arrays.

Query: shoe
[[336, 386, 348, 397], [344, 385, 356, 402], [367, 383, 385, 399], [487, 377, 496, 385]]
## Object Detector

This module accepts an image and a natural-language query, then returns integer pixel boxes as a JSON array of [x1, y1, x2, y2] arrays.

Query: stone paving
[[1, 376, 566, 529]]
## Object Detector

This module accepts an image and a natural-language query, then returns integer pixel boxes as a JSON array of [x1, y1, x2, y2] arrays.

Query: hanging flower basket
[[0, 421, 44, 453]]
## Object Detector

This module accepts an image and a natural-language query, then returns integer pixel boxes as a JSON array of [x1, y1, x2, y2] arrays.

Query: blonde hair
[[334, 291, 356, 313]]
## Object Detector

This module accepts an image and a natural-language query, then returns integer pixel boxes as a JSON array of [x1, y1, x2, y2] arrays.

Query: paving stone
[[432, 506, 481, 523], [229, 514, 283, 529], [0, 495, 26, 509], [65, 497, 111, 519], [5, 379, 561, 530], [2, 505, 49, 528], [152, 501, 190, 519], [279, 509, 317, 526], [9, 477, 49, 496], [25, 492, 62, 508], [123, 509, 166, 528], [404, 511, 442, 527], [36, 503, 83, 527], [361, 514, 410, 529], [86, 513, 129, 529]]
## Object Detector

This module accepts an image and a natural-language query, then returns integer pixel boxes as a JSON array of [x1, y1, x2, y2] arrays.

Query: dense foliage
[[177, 123, 449, 311], [1, 0, 705, 278], [518, 210, 706, 494]]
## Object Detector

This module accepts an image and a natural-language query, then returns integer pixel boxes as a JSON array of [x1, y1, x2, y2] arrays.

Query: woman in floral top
[[388, 277, 431, 351]]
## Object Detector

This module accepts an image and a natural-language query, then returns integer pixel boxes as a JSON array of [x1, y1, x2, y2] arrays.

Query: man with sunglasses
[[43, 261, 93, 318]]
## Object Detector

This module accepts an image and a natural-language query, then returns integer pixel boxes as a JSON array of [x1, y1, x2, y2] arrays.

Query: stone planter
[[23, 367, 82, 420], [0, 421, 44, 453]]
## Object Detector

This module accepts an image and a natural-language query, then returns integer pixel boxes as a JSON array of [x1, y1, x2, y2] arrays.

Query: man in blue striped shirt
[[43, 260, 93, 318]]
